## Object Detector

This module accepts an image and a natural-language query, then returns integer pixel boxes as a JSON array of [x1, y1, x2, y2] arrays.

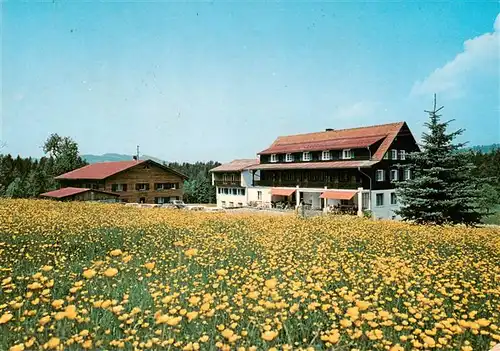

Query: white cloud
[[411, 13, 500, 98]]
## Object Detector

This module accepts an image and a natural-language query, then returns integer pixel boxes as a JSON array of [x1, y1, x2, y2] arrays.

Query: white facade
[[369, 189, 400, 220], [213, 168, 401, 220]]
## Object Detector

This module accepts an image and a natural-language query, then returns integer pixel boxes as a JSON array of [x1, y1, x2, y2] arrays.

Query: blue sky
[[2, 2, 499, 162]]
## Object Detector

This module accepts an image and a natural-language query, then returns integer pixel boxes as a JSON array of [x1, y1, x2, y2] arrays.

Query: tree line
[[0, 134, 221, 204]]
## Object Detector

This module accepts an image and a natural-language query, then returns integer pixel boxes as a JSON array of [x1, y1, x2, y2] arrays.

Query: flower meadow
[[0, 199, 499, 351]]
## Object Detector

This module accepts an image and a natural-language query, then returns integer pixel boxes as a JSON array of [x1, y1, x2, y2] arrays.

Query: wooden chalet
[[54, 159, 188, 204]]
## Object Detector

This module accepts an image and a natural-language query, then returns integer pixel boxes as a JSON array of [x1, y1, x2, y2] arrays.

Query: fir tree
[[396, 95, 486, 225]]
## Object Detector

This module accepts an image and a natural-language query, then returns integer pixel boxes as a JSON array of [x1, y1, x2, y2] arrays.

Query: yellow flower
[[144, 262, 155, 270], [356, 300, 371, 311], [51, 299, 64, 309], [82, 269, 96, 279], [45, 337, 60, 349], [167, 316, 182, 326], [41, 265, 53, 272], [64, 305, 77, 319], [103, 267, 118, 277], [185, 248, 198, 257], [9, 344, 25, 351], [110, 249, 123, 256], [39, 315, 51, 326], [346, 306, 360, 321], [265, 278, 277, 290], [186, 311, 199, 321], [340, 319, 352, 328], [0, 312, 13, 324], [261, 330, 278, 341], [27, 282, 43, 290]]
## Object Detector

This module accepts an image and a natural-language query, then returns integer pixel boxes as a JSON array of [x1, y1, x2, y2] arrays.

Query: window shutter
[[123, 184, 127, 192], [351, 150, 355, 159], [146, 183, 150, 191], [112, 184, 117, 192]]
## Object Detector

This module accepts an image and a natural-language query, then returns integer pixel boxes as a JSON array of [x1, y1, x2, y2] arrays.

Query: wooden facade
[[254, 123, 419, 190], [58, 161, 186, 204]]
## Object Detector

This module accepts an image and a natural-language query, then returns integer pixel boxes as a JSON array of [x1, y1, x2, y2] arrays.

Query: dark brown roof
[[55, 159, 188, 180], [259, 122, 406, 161], [40, 187, 120, 199], [210, 159, 259, 172], [247, 160, 378, 171]]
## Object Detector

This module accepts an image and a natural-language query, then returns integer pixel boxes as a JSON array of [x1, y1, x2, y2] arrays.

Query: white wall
[[216, 188, 247, 208], [370, 189, 400, 220], [247, 187, 272, 205]]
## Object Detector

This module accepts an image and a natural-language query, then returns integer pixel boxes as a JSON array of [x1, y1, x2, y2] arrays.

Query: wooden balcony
[[214, 180, 242, 187], [255, 179, 362, 189]]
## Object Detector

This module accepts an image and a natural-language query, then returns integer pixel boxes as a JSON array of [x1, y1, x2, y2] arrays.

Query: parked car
[[168, 200, 186, 209]]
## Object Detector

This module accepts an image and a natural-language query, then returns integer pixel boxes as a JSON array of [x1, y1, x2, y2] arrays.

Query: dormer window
[[270, 154, 278, 163], [391, 149, 398, 160], [321, 151, 331, 161], [285, 153, 294, 162], [302, 152, 311, 161], [342, 149, 353, 160]]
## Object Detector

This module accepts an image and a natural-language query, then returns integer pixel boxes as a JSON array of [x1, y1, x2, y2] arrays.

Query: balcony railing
[[255, 180, 362, 189], [214, 180, 242, 187]]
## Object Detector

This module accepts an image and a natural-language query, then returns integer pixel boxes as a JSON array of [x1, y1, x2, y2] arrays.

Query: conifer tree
[[396, 95, 486, 225]]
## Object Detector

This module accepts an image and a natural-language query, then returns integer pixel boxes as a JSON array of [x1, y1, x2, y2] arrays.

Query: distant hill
[[466, 143, 500, 153], [82, 153, 165, 164]]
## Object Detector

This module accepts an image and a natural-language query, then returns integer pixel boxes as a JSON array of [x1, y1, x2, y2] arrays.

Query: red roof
[[210, 159, 259, 172], [271, 188, 296, 196], [55, 160, 145, 180], [40, 187, 119, 199], [259, 122, 406, 161], [55, 159, 188, 180], [320, 190, 357, 200], [247, 160, 378, 171]]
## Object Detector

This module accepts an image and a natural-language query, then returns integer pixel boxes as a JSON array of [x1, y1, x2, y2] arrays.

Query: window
[[223, 188, 229, 195], [217, 188, 221, 194], [383, 152, 389, 160], [302, 152, 311, 161], [399, 150, 406, 160], [155, 183, 178, 190], [362, 193, 370, 209], [390, 169, 399, 181], [285, 153, 294, 162], [391, 149, 398, 160], [241, 188, 246, 196], [322, 151, 331, 161], [112, 184, 127, 192], [376, 193, 384, 207], [391, 192, 397, 205], [232, 188, 237, 195], [342, 149, 353, 160], [136, 183, 150, 191], [270, 154, 278, 163], [376, 170, 385, 182], [155, 197, 170, 204], [404, 169, 411, 180], [257, 191, 262, 200]]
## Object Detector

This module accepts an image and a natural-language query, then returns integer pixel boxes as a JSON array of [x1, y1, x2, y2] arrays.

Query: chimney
[[325, 128, 334, 132]]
